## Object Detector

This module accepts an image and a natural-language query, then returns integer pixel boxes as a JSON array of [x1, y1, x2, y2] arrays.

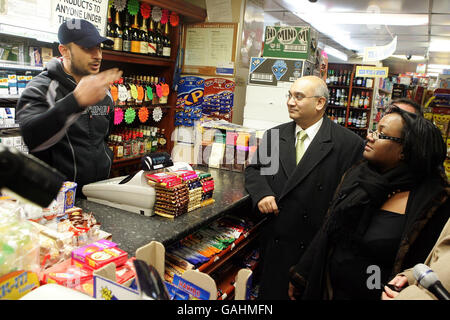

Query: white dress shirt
[[295, 117, 324, 151]]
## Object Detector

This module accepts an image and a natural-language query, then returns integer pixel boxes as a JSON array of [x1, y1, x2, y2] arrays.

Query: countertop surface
[[76, 167, 250, 255]]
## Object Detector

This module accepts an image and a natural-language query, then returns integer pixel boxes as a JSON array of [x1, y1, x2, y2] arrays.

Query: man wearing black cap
[[16, 19, 123, 197]]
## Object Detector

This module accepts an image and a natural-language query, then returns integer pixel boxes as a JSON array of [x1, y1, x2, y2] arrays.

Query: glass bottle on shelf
[[364, 92, 370, 109], [346, 71, 351, 86], [155, 22, 164, 57], [160, 129, 167, 150], [131, 14, 141, 54], [163, 23, 171, 58], [359, 92, 364, 108], [354, 92, 360, 108], [116, 136, 124, 159], [148, 20, 157, 57], [151, 128, 158, 152], [123, 134, 131, 158], [140, 17, 149, 55], [113, 11, 123, 51], [105, 8, 115, 50], [122, 12, 132, 52]]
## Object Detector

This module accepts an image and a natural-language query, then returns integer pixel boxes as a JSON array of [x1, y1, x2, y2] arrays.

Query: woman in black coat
[[288, 106, 449, 300]]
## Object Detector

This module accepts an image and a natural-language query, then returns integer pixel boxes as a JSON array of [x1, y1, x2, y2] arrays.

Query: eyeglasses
[[368, 129, 403, 143], [287, 92, 323, 103]]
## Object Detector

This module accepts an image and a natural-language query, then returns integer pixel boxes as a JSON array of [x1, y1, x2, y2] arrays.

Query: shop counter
[[76, 167, 251, 255]]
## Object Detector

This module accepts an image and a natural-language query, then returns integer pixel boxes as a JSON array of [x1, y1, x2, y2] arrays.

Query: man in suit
[[245, 76, 365, 299]]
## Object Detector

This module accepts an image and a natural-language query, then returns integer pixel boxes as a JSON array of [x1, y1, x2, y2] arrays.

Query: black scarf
[[325, 161, 418, 248]]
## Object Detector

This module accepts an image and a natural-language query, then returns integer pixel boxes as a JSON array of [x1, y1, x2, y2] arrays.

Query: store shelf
[[328, 105, 347, 109], [0, 95, 19, 104], [348, 107, 371, 111], [114, 103, 173, 109], [352, 86, 373, 91], [196, 217, 266, 275], [102, 50, 174, 67], [378, 88, 392, 95], [0, 123, 19, 129], [216, 262, 259, 300], [328, 84, 350, 89], [0, 62, 43, 71], [348, 126, 368, 131]]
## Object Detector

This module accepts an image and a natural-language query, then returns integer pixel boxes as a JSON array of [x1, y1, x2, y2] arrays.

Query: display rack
[[326, 63, 374, 138]]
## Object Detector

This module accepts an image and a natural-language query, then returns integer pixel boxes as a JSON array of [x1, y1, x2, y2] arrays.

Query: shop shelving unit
[[327, 63, 374, 138]]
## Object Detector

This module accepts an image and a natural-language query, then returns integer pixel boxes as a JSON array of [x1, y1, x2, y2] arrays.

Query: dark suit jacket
[[245, 115, 365, 299]]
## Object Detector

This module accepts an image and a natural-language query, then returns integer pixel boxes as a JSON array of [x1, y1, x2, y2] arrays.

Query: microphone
[[413, 263, 450, 300], [0, 145, 65, 207]]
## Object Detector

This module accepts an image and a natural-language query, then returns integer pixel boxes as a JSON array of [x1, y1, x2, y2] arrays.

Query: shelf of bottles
[[326, 64, 374, 138], [103, 5, 174, 63]]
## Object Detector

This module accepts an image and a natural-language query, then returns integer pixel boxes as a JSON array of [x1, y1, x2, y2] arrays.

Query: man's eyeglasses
[[287, 92, 323, 103], [368, 129, 403, 143]]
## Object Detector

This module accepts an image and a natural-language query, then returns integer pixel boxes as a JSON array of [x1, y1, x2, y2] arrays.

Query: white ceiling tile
[[431, 14, 450, 25], [432, 0, 450, 14], [431, 25, 450, 36]]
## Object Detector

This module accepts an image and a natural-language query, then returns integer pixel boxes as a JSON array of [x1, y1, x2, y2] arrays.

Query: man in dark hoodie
[[16, 19, 122, 196]]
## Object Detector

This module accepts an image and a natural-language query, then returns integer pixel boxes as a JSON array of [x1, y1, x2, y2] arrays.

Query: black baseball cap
[[58, 18, 114, 48]]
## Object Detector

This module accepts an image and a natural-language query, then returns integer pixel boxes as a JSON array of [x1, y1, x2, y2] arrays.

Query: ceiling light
[[323, 45, 348, 61], [293, 12, 428, 26], [429, 40, 450, 52], [390, 55, 427, 61], [428, 64, 450, 69], [427, 68, 444, 74]]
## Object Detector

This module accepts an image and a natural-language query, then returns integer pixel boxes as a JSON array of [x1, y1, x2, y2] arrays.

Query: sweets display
[[146, 170, 215, 219], [164, 215, 255, 282]]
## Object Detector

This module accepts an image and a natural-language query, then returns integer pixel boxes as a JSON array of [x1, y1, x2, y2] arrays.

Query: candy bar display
[[146, 170, 215, 219], [164, 215, 256, 283]]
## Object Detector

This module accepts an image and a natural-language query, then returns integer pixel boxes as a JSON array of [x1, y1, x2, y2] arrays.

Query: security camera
[[406, 54, 412, 60]]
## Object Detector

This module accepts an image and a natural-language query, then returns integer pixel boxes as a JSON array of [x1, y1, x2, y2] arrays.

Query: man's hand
[[288, 282, 301, 300], [381, 275, 408, 300], [73, 68, 123, 108], [257, 196, 279, 215]]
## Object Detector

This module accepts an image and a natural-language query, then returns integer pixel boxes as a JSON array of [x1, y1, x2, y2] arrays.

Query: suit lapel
[[279, 121, 297, 178], [280, 116, 334, 200]]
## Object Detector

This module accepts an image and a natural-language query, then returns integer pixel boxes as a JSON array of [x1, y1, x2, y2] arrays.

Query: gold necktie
[[296, 130, 308, 164]]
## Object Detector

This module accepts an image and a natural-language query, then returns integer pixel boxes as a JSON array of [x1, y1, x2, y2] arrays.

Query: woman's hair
[[387, 106, 446, 178]]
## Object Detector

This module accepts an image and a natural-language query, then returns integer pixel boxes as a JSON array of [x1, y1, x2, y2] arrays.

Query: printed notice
[[183, 23, 237, 76]]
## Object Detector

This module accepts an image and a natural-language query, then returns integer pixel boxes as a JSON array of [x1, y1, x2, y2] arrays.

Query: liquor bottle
[[364, 92, 370, 109], [123, 134, 131, 158], [122, 12, 132, 52], [343, 70, 347, 86], [326, 70, 330, 85], [333, 70, 338, 85], [140, 17, 149, 55], [160, 129, 167, 150], [330, 89, 335, 105], [131, 133, 139, 157], [148, 20, 157, 56], [340, 89, 345, 106], [108, 135, 115, 154], [149, 128, 156, 152], [105, 8, 114, 50], [113, 11, 123, 51], [354, 93, 360, 108], [342, 110, 346, 126], [335, 89, 340, 106], [346, 72, 350, 86], [163, 23, 171, 58], [347, 111, 353, 127], [152, 77, 159, 104], [362, 112, 367, 128], [359, 92, 364, 108], [362, 77, 366, 87], [139, 132, 145, 155], [155, 22, 164, 57], [131, 14, 140, 54], [116, 136, 124, 159], [356, 76, 362, 87]]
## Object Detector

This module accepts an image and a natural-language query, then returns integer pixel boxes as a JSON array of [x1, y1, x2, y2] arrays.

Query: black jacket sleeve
[[16, 75, 84, 152], [244, 129, 276, 210]]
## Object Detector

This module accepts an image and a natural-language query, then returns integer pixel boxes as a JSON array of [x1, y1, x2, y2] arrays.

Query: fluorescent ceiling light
[[391, 55, 427, 61], [428, 64, 450, 69], [293, 12, 428, 26], [323, 45, 348, 61], [429, 40, 450, 52]]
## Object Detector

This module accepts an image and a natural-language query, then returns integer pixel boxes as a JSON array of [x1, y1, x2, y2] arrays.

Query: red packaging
[[116, 257, 136, 284], [85, 247, 128, 270], [43, 265, 93, 288]]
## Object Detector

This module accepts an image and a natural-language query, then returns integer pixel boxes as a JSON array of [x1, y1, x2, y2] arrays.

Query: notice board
[[182, 23, 238, 77]]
